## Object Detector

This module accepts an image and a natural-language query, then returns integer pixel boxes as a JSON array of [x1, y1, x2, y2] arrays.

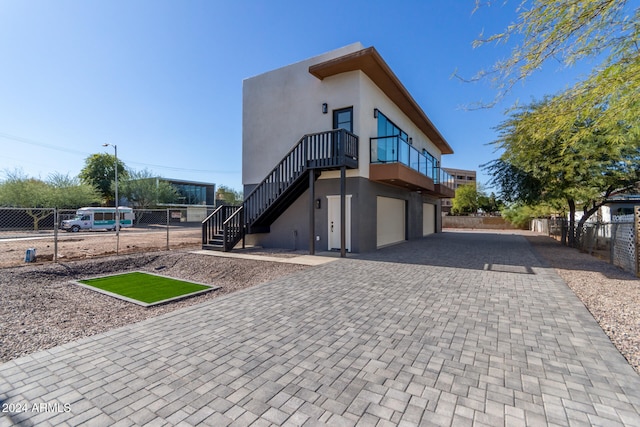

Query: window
[[373, 110, 439, 180], [333, 107, 353, 133], [175, 183, 207, 205], [377, 112, 407, 141]]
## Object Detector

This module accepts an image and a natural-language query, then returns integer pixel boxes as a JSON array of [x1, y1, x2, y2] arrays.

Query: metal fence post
[[635, 206, 640, 277], [166, 208, 170, 251], [611, 222, 616, 265], [53, 208, 58, 263]]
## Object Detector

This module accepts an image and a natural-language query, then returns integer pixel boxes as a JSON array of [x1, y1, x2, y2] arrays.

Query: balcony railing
[[370, 136, 454, 190], [438, 168, 455, 189]]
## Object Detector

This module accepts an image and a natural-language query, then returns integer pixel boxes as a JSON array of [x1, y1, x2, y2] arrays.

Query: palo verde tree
[[47, 172, 101, 209], [216, 185, 243, 206], [79, 153, 128, 205], [485, 96, 640, 245], [0, 170, 100, 230], [451, 183, 503, 215], [118, 169, 180, 208], [470, 0, 639, 141], [451, 184, 480, 215]]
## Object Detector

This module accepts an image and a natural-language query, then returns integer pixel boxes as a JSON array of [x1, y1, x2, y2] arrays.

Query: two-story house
[[202, 43, 454, 254]]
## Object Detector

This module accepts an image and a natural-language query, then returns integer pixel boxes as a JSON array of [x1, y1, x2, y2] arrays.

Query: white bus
[[61, 207, 134, 232]]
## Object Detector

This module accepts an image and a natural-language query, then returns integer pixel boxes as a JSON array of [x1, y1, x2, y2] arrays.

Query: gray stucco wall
[[245, 176, 442, 253]]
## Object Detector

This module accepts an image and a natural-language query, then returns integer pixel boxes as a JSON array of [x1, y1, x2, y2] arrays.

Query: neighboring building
[[204, 43, 455, 253], [441, 168, 476, 214], [599, 194, 640, 222], [162, 178, 215, 223], [164, 178, 216, 206]]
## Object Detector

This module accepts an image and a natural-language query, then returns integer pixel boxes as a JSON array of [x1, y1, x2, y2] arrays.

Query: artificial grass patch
[[75, 271, 218, 307]]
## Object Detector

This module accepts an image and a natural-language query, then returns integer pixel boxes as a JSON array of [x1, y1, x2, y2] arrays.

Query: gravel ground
[[526, 235, 640, 374], [1, 235, 639, 377], [0, 250, 308, 363]]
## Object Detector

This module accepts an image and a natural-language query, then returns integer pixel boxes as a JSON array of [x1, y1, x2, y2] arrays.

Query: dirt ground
[[0, 250, 309, 363], [0, 227, 201, 268]]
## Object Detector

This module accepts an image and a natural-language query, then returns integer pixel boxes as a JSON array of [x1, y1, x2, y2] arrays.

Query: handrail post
[[338, 129, 345, 163], [223, 222, 228, 252], [242, 209, 246, 249]]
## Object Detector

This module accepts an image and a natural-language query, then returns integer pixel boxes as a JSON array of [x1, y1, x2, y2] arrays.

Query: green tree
[[216, 185, 243, 205], [0, 170, 50, 208], [485, 97, 640, 245], [470, 0, 639, 147], [501, 202, 560, 228], [48, 173, 101, 209], [478, 192, 503, 214], [0, 170, 100, 230], [451, 184, 480, 215], [79, 153, 128, 205], [119, 169, 179, 208]]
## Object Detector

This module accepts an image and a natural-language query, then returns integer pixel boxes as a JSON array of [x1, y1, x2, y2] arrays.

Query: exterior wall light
[[322, 103, 328, 114], [373, 108, 379, 118]]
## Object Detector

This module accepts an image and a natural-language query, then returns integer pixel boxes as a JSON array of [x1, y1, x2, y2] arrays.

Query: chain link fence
[[0, 207, 211, 268], [532, 214, 639, 276]]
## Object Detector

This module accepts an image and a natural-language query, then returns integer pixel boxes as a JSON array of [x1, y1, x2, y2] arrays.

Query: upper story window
[[377, 111, 407, 141], [372, 110, 442, 181], [333, 107, 353, 133]]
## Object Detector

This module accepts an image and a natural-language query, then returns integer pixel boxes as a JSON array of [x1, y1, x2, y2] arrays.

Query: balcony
[[370, 136, 455, 198]]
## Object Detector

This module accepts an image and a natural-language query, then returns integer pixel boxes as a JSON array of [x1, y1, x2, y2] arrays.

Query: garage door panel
[[377, 196, 405, 248], [423, 203, 435, 236]]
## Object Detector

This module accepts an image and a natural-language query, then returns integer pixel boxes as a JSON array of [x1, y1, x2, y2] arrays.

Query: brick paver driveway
[[1, 231, 640, 426]]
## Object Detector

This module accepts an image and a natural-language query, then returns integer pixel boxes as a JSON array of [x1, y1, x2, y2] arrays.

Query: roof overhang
[[309, 47, 453, 155]]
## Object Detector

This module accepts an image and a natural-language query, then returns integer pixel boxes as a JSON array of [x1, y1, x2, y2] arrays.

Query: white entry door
[[327, 195, 352, 252]]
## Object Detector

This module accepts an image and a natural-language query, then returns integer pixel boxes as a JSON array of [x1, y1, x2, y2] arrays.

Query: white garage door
[[376, 196, 405, 248], [423, 203, 435, 236]]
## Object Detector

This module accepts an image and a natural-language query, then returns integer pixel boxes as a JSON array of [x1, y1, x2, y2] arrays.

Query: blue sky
[[0, 0, 592, 193]]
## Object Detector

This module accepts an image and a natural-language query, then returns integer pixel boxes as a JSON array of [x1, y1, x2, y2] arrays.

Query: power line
[[0, 131, 240, 175], [0, 132, 91, 156]]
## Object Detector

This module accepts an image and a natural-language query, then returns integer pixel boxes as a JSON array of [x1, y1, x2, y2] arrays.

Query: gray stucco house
[[203, 43, 455, 254]]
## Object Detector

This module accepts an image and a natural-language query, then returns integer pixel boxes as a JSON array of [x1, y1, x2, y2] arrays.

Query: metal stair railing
[[222, 205, 244, 251], [201, 205, 242, 249], [202, 129, 358, 250], [244, 129, 358, 230]]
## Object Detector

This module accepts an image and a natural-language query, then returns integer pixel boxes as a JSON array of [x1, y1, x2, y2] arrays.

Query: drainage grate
[[483, 263, 535, 274]]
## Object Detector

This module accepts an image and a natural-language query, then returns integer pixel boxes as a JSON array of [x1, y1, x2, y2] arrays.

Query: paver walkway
[[1, 232, 640, 426]]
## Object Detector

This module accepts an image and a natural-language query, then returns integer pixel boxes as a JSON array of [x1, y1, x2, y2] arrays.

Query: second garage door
[[376, 196, 405, 248]]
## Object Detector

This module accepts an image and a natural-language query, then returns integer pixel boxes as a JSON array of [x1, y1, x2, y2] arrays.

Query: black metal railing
[[222, 206, 244, 251], [202, 205, 243, 251], [202, 129, 358, 250], [244, 129, 358, 229]]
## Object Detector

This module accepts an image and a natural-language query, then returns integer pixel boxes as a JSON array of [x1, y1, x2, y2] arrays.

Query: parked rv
[[61, 207, 134, 232]]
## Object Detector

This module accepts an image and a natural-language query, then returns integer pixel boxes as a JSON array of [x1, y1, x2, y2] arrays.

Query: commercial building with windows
[[161, 178, 216, 223], [163, 178, 216, 206], [441, 168, 476, 214], [203, 43, 455, 253]]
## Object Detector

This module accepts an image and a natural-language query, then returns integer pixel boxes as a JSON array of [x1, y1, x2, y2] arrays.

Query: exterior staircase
[[202, 129, 358, 251]]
